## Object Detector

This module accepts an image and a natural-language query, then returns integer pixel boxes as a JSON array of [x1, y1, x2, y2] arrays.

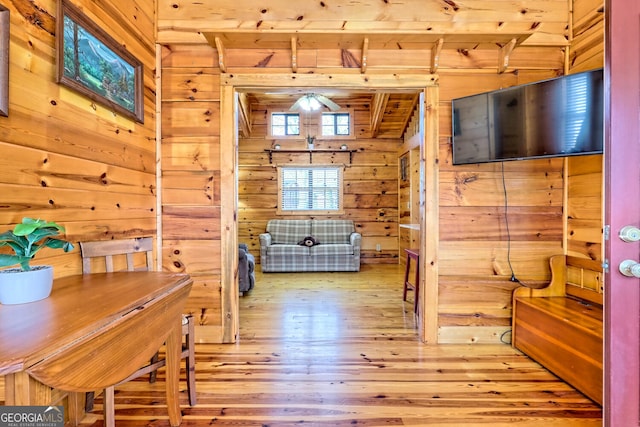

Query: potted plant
[[0, 218, 74, 304]]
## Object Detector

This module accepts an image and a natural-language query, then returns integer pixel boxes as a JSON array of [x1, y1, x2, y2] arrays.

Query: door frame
[[218, 73, 439, 343]]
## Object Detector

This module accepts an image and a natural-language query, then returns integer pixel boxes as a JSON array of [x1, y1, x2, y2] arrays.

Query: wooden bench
[[512, 255, 603, 405]]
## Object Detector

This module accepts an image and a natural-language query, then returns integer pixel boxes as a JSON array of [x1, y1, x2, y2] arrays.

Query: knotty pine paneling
[[0, 0, 158, 283], [571, 0, 604, 73], [566, 0, 604, 264], [437, 73, 567, 343], [157, 0, 571, 44], [438, 276, 520, 329], [162, 239, 222, 329], [161, 45, 224, 334], [157, 0, 601, 345], [161, 136, 221, 172], [566, 155, 603, 261]]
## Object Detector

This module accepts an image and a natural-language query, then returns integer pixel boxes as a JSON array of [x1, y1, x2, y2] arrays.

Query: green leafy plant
[[0, 218, 75, 271]]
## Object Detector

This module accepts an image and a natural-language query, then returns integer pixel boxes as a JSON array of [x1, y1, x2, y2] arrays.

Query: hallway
[[85, 264, 602, 426]]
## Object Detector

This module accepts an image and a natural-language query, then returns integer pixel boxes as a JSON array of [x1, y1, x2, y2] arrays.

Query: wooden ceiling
[[159, 0, 572, 50], [244, 90, 420, 139], [158, 0, 576, 139]]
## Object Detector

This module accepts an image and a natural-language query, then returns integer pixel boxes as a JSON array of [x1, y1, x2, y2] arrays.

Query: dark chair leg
[[85, 391, 95, 412], [149, 352, 159, 383], [185, 315, 197, 406]]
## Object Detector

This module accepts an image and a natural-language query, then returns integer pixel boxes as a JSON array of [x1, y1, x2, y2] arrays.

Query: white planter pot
[[0, 265, 54, 305]]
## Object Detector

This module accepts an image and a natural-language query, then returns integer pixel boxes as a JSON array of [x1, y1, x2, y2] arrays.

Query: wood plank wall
[[238, 102, 402, 264], [0, 0, 157, 275], [0, 0, 603, 346], [566, 0, 605, 263], [155, 0, 604, 344], [437, 72, 566, 343], [160, 44, 224, 340]]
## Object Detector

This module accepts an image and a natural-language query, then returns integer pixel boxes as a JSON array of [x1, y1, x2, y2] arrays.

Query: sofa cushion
[[267, 220, 311, 244], [311, 220, 355, 244], [309, 244, 354, 256], [267, 244, 310, 256]]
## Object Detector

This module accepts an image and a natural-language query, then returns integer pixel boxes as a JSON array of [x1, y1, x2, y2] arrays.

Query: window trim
[[316, 109, 355, 140], [276, 165, 345, 216], [267, 110, 305, 139]]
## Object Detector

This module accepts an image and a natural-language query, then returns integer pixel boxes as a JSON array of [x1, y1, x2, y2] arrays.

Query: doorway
[[220, 73, 439, 343]]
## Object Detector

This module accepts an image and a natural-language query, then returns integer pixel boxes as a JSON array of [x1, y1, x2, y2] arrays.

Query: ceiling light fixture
[[290, 93, 341, 112], [298, 95, 322, 111]]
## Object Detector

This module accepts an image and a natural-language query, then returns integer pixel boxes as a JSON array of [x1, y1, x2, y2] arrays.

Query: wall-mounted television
[[451, 69, 604, 165]]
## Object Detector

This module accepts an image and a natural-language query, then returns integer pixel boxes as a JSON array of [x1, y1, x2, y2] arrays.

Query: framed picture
[[56, 0, 144, 123], [0, 4, 9, 117], [400, 155, 408, 182]]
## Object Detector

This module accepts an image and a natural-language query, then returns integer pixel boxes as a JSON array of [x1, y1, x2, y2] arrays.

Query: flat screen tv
[[451, 69, 604, 165]]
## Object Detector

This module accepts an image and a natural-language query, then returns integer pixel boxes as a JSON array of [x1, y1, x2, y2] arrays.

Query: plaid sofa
[[259, 219, 361, 272]]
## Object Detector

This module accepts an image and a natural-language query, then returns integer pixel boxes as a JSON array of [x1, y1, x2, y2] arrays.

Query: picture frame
[[56, 0, 144, 123], [0, 4, 9, 117], [400, 155, 408, 182]]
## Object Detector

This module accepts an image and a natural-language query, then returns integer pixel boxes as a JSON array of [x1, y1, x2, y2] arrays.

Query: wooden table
[[0, 271, 193, 427]]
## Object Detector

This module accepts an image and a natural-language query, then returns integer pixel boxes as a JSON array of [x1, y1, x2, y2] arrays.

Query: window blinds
[[281, 167, 340, 211]]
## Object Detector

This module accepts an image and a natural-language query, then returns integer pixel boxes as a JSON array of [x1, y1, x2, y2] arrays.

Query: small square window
[[271, 113, 300, 136], [321, 113, 350, 136]]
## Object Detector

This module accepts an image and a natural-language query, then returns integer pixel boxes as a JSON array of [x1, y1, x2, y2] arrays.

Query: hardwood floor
[[31, 264, 605, 426]]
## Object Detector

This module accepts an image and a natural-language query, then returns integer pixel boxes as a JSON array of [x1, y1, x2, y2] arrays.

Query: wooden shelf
[[265, 149, 357, 164]]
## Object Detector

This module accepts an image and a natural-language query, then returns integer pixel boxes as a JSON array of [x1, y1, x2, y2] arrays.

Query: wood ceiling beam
[[498, 38, 517, 73], [370, 93, 390, 138], [199, 30, 561, 50]]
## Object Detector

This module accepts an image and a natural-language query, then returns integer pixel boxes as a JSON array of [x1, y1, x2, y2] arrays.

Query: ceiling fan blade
[[315, 94, 341, 111], [289, 97, 306, 111]]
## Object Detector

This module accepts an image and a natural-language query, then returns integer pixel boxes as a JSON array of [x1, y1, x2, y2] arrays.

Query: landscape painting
[[56, 0, 143, 123]]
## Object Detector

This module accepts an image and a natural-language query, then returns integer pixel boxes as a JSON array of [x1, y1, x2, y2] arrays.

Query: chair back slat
[[80, 237, 154, 274]]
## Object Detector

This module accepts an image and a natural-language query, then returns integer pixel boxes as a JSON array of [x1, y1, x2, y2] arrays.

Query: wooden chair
[[403, 248, 420, 313], [80, 237, 196, 426]]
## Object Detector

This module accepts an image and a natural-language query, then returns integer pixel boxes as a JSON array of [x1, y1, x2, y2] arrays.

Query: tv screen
[[451, 69, 604, 165]]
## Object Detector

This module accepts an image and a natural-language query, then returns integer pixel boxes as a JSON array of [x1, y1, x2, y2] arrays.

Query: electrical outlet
[[375, 243, 381, 252]]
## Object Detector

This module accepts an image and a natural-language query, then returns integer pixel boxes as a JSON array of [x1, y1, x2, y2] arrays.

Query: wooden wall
[[0, 0, 603, 346], [0, 0, 157, 275], [566, 0, 605, 263], [154, 0, 603, 344], [238, 101, 402, 264], [437, 72, 566, 343], [159, 44, 224, 340]]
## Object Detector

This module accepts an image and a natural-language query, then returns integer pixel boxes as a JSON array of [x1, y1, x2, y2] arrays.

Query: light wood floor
[[85, 264, 602, 426]]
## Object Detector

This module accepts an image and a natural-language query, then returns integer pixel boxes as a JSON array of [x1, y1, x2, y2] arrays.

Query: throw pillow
[[298, 236, 319, 247]]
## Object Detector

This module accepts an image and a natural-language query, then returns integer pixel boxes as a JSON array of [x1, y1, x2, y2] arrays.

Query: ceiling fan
[[290, 93, 341, 112]]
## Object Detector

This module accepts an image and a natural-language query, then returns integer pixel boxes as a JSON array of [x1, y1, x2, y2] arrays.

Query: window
[[270, 112, 300, 136], [321, 112, 350, 136], [278, 167, 343, 214]]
